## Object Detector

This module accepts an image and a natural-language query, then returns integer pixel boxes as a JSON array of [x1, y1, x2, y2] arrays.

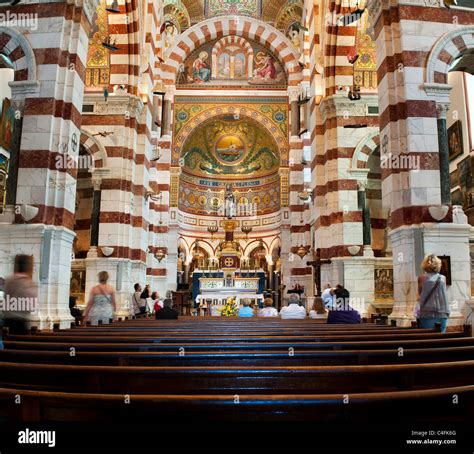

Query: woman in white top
[[84, 271, 117, 326], [258, 298, 279, 317]]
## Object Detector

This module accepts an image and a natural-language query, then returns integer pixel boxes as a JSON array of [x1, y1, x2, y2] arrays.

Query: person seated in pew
[[327, 287, 361, 324], [258, 298, 279, 317], [309, 297, 327, 320], [155, 298, 178, 320], [321, 284, 337, 309], [83, 271, 117, 326], [238, 300, 255, 317], [280, 293, 307, 319], [152, 291, 162, 314]]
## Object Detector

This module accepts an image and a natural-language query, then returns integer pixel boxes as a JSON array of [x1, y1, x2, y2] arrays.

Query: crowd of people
[[236, 288, 361, 323], [0, 253, 452, 333]]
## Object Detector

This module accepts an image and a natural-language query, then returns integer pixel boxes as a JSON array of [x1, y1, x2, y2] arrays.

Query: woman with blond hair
[[416, 254, 450, 332], [258, 297, 278, 317], [83, 271, 117, 326]]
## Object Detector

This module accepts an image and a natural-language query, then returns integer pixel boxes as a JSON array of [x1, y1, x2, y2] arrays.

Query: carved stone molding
[[83, 94, 144, 118], [80, 0, 101, 25], [423, 83, 453, 116], [319, 94, 378, 122], [287, 86, 303, 103], [164, 85, 176, 101]]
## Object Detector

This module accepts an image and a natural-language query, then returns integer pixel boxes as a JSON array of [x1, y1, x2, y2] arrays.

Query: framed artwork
[[458, 155, 473, 191], [451, 188, 462, 205], [450, 168, 459, 188], [0, 98, 15, 151], [438, 255, 452, 286], [70, 270, 86, 296], [447, 120, 463, 161], [374, 268, 394, 300]]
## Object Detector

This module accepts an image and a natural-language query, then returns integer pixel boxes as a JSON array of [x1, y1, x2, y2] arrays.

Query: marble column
[[358, 181, 372, 247], [436, 103, 452, 206], [90, 177, 102, 248], [290, 100, 300, 137]]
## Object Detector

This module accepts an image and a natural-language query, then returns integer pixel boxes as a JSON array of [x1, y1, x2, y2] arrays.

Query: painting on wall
[[0, 98, 15, 152], [206, 0, 260, 18], [177, 37, 286, 88], [448, 120, 463, 161], [374, 268, 394, 300], [458, 155, 473, 191], [451, 188, 462, 206], [438, 255, 452, 286], [70, 269, 87, 304], [0, 152, 9, 214]]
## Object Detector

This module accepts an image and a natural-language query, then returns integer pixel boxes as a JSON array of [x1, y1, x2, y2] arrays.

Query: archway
[[162, 15, 303, 86]]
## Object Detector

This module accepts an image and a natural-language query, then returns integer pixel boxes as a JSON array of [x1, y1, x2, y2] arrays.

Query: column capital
[[436, 102, 450, 119], [287, 86, 302, 103], [165, 85, 176, 101]]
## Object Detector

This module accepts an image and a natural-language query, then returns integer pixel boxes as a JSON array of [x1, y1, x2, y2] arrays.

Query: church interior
[[0, 0, 473, 444]]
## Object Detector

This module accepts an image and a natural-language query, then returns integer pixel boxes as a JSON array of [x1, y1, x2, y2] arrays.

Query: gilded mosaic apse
[[181, 115, 280, 179], [177, 113, 283, 216]]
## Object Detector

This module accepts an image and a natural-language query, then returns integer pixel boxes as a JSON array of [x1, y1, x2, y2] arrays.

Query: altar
[[196, 275, 264, 316]]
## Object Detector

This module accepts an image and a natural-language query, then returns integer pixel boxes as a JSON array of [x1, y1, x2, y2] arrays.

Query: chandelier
[[207, 225, 218, 238], [241, 225, 253, 237]]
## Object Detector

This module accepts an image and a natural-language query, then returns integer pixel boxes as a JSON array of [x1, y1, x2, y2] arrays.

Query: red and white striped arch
[[80, 130, 108, 169], [351, 132, 381, 170], [162, 16, 303, 86], [0, 26, 37, 82], [426, 25, 474, 84]]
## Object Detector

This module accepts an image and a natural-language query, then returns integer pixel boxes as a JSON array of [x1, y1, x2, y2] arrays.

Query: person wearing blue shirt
[[238, 301, 254, 317]]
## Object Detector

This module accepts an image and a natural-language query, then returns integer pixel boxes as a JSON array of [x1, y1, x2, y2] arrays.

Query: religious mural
[[85, 0, 110, 87], [0, 98, 13, 213], [353, 10, 377, 91], [177, 38, 286, 87], [181, 116, 279, 178], [178, 176, 281, 216], [176, 111, 283, 216], [161, 0, 191, 60], [206, 0, 261, 18]]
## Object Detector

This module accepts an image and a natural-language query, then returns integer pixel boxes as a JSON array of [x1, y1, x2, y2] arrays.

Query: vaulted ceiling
[[177, 0, 303, 28]]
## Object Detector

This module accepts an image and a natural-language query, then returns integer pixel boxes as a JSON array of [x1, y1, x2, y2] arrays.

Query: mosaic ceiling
[[176, 0, 302, 28], [181, 115, 280, 179]]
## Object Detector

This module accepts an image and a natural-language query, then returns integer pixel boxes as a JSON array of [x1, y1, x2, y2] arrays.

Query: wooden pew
[[0, 360, 473, 394], [0, 385, 472, 423], [5, 335, 474, 353], [1, 345, 474, 367], [3, 331, 461, 344]]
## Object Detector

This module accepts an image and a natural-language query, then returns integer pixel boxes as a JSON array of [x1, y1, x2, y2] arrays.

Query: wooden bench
[[0, 385, 472, 423], [1, 345, 474, 367], [5, 335, 474, 353], [0, 360, 473, 395]]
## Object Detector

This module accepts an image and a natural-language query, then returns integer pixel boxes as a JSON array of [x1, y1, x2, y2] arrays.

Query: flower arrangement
[[221, 297, 238, 317]]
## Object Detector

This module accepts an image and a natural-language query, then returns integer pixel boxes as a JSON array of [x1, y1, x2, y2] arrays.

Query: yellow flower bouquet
[[221, 297, 238, 317]]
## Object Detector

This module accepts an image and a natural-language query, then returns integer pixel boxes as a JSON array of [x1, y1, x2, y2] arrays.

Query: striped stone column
[[367, 0, 473, 326], [0, 0, 99, 329]]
